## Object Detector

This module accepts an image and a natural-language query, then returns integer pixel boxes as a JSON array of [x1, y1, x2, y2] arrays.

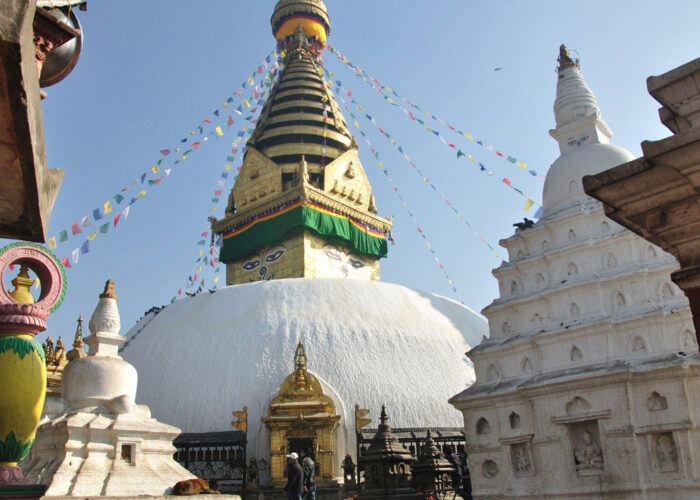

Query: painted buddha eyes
[[242, 259, 261, 271], [265, 248, 286, 263]]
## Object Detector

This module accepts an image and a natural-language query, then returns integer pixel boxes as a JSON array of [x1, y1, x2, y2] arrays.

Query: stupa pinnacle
[[212, 0, 392, 284]]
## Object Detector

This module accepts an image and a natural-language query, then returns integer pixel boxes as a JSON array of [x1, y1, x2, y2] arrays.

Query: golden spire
[[293, 340, 308, 390], [67, 314, 87, 361], [9, 264, 35, 304], [99, 279, 118, 300], [558, 44, 578, 72]]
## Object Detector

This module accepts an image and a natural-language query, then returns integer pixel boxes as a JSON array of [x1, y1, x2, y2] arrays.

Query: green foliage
[[0, 336, 45, 363], [0, 431, 34, 462]]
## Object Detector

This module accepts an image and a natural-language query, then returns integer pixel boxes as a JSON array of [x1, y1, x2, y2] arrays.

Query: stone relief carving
[[630, 336, 647, 354], [646, 245, 657, 259], [486, 364, 500, 381], [570, 345, 583, 362], [511, 444, 533, 476], [568, 180, 578, 193], [509, 412, 520, 429], [476, 417, 490, 435], [567, 262, 578, 277], [566, 396, 591, 414], [573, 428, 603, 470], [605, 252, 617, 269], [502, 322, 512, 335], [536, 273, 546, 288], [568, 229, 576, 241], [601, 221, 610, 233], [682, 329, 696, 347], [521, 357, 533, 373], [510, 280, 518, 294], [661, 283, 675, 300], [481, 460, 499, 479], [570, 302, 580, 317], [646, 391, 668, 411], [654, 433, 678, 473], [616, 292, 626, 307]]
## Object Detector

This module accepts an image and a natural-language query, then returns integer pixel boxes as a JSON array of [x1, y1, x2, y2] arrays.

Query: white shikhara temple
[[450, 47, 700, 499]]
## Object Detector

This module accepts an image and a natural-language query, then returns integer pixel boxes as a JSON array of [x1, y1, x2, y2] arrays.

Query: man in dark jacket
[[300, 448, 316, 500], [284, 452, 304, 500]]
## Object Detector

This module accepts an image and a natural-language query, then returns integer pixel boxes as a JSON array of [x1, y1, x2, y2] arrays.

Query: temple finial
[[67, 314, 87, 361], [100, 279, 118, 300], [558, 44, 578, 72], [380, 405, 388, 425]]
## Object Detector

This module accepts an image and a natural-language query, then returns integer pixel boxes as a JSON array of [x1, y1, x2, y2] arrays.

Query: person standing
[[300, 447, 316, 500], [284, 452, 304, 500]]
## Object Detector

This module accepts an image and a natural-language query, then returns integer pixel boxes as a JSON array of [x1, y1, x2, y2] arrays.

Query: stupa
[[119, 0, 487, 483], [22, 281, 195, 496], [450, 46, 700, 499]]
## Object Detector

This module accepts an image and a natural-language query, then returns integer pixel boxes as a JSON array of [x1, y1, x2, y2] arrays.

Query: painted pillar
[[0, 243, 66, 484]]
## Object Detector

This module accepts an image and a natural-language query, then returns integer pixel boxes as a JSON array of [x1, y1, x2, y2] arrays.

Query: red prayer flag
[[214, 190, 222, 196], [60, 257, 71, 268], [71, 222, 82, 235], [192, 142, 200, 149], [203, 119, 212, 124], [496, 151, 504, 157], [114, 214, 121, 227], [160, 149, 170, 156], [503, 178, 512, 186], [154, 177, 163, 185], [178, 289, 182, 296], [227, 115, 234, 126]]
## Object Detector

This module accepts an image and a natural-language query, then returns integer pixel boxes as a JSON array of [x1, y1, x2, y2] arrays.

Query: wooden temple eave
[[583, 125, 700, 270], [211, 182, 392, 234]]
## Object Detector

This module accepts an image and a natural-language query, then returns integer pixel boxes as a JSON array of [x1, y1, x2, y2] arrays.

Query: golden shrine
[[211, 0, 392, 285], [262, 341, 340, 483]]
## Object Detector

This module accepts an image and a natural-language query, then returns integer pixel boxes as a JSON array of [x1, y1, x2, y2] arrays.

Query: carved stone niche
[[650, 432, 679, 473], [570, 422, 604, 474], [500, 434, 535, 478], [647, 391, 668, 412]]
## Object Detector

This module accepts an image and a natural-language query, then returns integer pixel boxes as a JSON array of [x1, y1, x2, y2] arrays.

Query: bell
[[39, 7, 83, 88]]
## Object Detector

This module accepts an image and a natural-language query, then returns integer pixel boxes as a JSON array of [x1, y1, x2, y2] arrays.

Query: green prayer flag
[[457, 150, 465, 158], [99, 223, 109, 234], [212, 198, 219, 203], [508, 156, 517, 163], [417, 119, 424, 125], [59, 230, 68, 242], [197, 240, 206, 245], [114, 194, 125, 204]]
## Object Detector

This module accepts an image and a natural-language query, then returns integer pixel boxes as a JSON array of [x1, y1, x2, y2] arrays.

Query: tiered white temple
[[450, 46, 700, 499]]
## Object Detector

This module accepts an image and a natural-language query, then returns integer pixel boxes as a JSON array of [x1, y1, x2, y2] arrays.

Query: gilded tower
[[212, 0, 392, 285]]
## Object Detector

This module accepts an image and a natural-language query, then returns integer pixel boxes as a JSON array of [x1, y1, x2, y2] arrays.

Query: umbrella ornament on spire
[[271, 0, 330, 56]]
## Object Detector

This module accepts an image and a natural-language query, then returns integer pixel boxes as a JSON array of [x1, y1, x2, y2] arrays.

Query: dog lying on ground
[[172, 478, 219, 495]]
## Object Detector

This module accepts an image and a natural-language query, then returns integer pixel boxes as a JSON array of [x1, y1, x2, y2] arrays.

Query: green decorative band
[[0, 336, 45, 363], [221, 201, 388, 261], [0, 431, 34, 463]]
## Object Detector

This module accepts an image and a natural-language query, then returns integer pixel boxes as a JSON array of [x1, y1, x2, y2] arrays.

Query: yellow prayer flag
[[467, 155, 477, 163], [210, 207, 216, 212], [34, 277, 40, 290], [215, 126, 224, 136], [280, 50, 286, 58], [87, 232, 97, 241], [214, 276, 220, 284], [199, 250, 203, 256], [47, 237, 57, 250], [354, 121, 359, 128], [517, 161, 527, 169], [224, 165, 231, 171], [151, 165, 160, 173], [243, 100, 251, 108], [321, 96, 328, 103], [378, 162, 383, 167], [523, 198, 535, 212], [248, 76, 254, 85], [197, 265, 202, 272], [223, 102, 228, 110], [137, 190, 146, 198], [463, 133, 473, 140], [103, 201, 112, 214], [356, 106, 363, 111]]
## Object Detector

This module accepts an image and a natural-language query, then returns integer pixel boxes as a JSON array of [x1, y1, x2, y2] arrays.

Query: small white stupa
[[22, 280, 195, 497]]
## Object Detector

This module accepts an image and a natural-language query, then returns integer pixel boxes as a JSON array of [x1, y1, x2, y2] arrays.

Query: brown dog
[[172, 478, 219, 495]]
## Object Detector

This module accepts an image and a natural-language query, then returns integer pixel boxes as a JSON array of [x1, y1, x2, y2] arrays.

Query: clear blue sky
[[5, 1, 699, 344]]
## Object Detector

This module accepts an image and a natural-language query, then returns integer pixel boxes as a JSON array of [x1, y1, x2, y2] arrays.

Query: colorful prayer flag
[[47, 237, 57, 249], [60, 257, 70, 268], [523, 198, 535, 212], [71, 222, 81, 235], [59, 230, 68, 242]]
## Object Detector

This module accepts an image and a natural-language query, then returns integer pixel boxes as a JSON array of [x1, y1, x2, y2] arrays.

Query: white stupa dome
[[120, 278, 487, 470], [542, 142, 634, 216]]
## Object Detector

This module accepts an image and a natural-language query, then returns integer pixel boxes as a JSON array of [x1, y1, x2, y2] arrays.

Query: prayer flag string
[[332, 85, 502, 261], [326, 44, 545, 181], [327, 71, 541, 213], [57, 71, 272, 270], [48, 52, 281, 253]]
